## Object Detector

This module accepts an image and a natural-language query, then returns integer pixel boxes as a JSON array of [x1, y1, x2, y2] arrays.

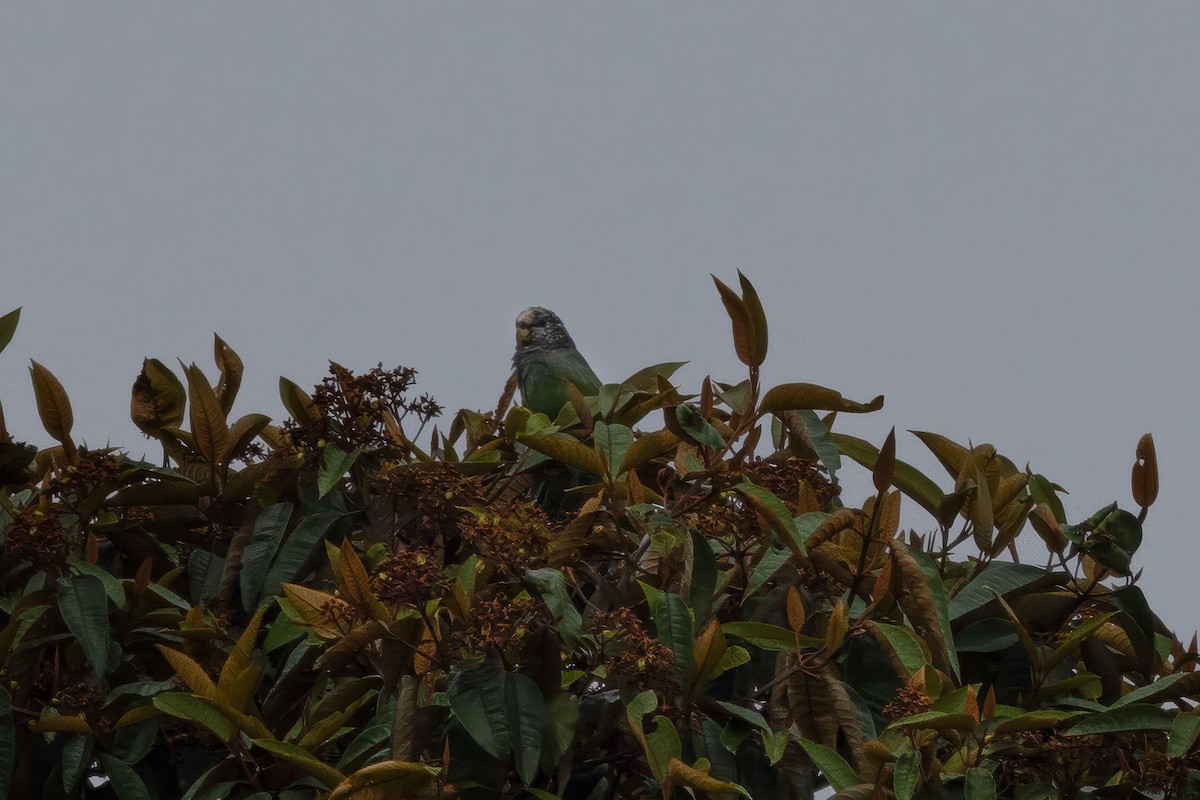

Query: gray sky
[[4, 6, 1199, 634]]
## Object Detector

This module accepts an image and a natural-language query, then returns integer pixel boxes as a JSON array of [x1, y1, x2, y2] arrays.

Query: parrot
[[512, 307, 601, 418]]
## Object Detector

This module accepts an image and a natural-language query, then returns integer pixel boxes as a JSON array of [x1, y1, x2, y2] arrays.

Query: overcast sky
[[4, 5, 1199, 634]]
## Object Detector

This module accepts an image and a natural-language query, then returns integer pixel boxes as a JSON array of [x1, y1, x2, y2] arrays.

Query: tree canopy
[[0, 276, 1192, 800]]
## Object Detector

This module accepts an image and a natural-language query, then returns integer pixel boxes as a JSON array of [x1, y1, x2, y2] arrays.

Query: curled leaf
[[1131, 433, 1158, 511]]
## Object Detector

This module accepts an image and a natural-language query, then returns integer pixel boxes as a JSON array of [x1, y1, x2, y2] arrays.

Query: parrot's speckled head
[[514, 307, 576, 352]]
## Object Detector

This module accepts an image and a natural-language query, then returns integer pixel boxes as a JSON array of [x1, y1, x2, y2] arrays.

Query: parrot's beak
[[516, 327, 531, 346]]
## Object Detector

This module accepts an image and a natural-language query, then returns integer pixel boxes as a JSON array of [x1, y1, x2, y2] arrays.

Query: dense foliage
[[0, 275, 1193, 800]]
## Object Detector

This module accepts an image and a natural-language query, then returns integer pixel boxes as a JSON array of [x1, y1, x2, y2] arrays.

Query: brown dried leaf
[[712, 274, 757, 367], [1131, 433, 1158, 510]]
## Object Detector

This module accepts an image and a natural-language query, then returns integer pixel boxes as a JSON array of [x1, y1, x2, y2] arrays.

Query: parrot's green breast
[[517, 347, 600, 418]]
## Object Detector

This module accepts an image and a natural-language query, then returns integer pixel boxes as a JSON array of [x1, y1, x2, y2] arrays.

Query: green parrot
[[512, 307, 601, 418]]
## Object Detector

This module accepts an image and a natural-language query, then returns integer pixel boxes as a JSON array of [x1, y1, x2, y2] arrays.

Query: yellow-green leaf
[[327, 760, 439, 800], [213, 334, 243, 415], [0, 307, 19, 355], [29, 360, 74, 453], [183, 362, 229, 465], [253, 738, 345, 788], [155, 645, 216, 699], [760, 383, 884, 416], [519, 433, 605, 476], [130, 358, 187, 434]]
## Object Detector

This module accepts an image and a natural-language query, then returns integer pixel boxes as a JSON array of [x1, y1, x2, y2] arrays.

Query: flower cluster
[[3, 507, 73, 572], [593, 607, 678, 697], [460, 503, 553, 577], [47, 449, 126, 505], [451, 596, 548, 658], [881, 677, 931, 720], [372, 462, 483, 551], [288, 363, 442, 458], [745, 457, 839, 513], [372, 545, 443, 608]]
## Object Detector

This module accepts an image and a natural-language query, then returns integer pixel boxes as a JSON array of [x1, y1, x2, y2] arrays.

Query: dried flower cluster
[[372, 545, 443, 608], [881, 678, 932, 720], [47, 449, 126, 505], [745, 457, 840, 513], [295, 363, 442, 453], [460, 503, 553, 577], [3, 507, 73, 571], [452, 596, 548, 658], [373, 462, 484, 547], [594, 607, 678, 697]]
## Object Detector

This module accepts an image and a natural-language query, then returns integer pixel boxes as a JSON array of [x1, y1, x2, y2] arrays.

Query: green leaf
[[1169, 712, 1200, 759], [252, 738, 345, 788], [651, 592, 694, 688], [279, 376, 319, 426], [58, 574, 111, 676], [832, 433, 945, 520], [763, 729, 787, 765], [447, 658, 510, 759], [798, 739, 857, 792], [893, 751, 919, 800], [689, 530, 718, 621], [239, 502, 294, 611], [744, 546, 791, 598], [67, 557, 127, 610], [760, 383, 883, 415], [0, 308, 19, 355], [948, 562, 1057, 621], [734, 481, 804, 555], [1111, 671, 1200, 708], [993, 710, 1084, 734], [593, 421, 634, 478], [954, 619, 1019, 654], [619, 362, 689, 394], [153, 693, 235, 741], [645, 716, 682, 783], [526, 568, 584, 648], [1028, 473, 1067, 523], [336, 725, 391, 771], [1064, 704, 1173, 735], [318, 445, 362, 498], [888, 711, 977, 732], [794, 409, 841, 475], [870, 623, 928, 675], [1042, 613, 1116, 673], [505, 673, 546, 785], [721, 621, 811, 651], [0, 687, 13, 800], [99, 754, 150, 800], [964, 767, 996, 800], [260, 506, 344, 602], [712, 701, 768, 731], [674, 403, 725, 451], [61, 733, 91, 795]]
